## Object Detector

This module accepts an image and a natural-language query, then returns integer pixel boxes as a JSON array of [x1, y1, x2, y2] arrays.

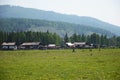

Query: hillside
[[0, 18, 115, 37], [0, 5, 120, 36]]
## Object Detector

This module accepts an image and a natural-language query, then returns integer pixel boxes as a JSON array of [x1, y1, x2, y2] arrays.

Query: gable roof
[[74, 42, 86, 45], [66, 42, 74, 46], [48, 44, 56, 47], [2, 42, 16, 46], [21, 42, 40, 46]]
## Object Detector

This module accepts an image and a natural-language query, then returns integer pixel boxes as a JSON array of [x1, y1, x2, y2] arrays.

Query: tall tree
[[64, 33, 69, 43]]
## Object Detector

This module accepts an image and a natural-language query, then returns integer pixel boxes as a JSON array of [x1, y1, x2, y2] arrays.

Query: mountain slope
[[0, 5, 120, 36], [0, 18, 115, 37]]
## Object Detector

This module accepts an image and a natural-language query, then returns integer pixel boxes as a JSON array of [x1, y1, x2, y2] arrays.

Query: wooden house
[[1, 42, 17, 50], [20, 42, 41, 49]]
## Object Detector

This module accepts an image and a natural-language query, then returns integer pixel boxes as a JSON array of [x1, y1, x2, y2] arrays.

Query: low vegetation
[[0, 49, 120, 80]]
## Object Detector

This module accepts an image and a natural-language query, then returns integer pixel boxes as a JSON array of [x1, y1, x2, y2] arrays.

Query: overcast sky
[[0, 0, 120, 26]]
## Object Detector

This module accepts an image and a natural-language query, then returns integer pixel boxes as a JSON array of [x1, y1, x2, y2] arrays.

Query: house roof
[[74, 42, 86, 45], [48, 44, 56, 47], [2, 42, 16, 46], [21, 42, 40, 46], [66, 42, 74, 46]]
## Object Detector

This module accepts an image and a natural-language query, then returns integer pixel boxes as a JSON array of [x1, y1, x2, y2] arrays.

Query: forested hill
[[0, 5, 120, 36], [0, 18, 115, 37]]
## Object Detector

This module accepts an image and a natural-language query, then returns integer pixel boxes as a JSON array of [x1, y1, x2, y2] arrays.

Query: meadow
[[0, 49, 120, 80]]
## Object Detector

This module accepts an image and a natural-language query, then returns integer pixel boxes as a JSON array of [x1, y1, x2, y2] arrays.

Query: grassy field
[[0, 49, 120, 80]]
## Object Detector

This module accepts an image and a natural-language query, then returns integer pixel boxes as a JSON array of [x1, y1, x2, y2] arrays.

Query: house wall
[[2, 45, 17, 50]]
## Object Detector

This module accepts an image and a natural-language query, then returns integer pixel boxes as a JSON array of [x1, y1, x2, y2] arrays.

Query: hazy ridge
[[0, 5, 120, 36]]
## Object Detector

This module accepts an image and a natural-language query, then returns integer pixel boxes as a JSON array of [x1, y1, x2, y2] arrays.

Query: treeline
[[65, 33, 120, 47], [0, 31, 120, 47], [0, 31, 61, 45]]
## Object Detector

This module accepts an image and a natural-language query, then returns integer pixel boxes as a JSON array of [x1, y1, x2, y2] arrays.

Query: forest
[[0, 18, 115, 37], [0, 31, 120, 47]]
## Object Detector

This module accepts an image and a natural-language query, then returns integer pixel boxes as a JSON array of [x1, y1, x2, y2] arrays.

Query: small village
[[0, 2, 120, 80], [1, 42, 97, 50]]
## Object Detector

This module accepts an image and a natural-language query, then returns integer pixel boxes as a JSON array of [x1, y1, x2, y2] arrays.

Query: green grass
[[0, 49, 120, 80]]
